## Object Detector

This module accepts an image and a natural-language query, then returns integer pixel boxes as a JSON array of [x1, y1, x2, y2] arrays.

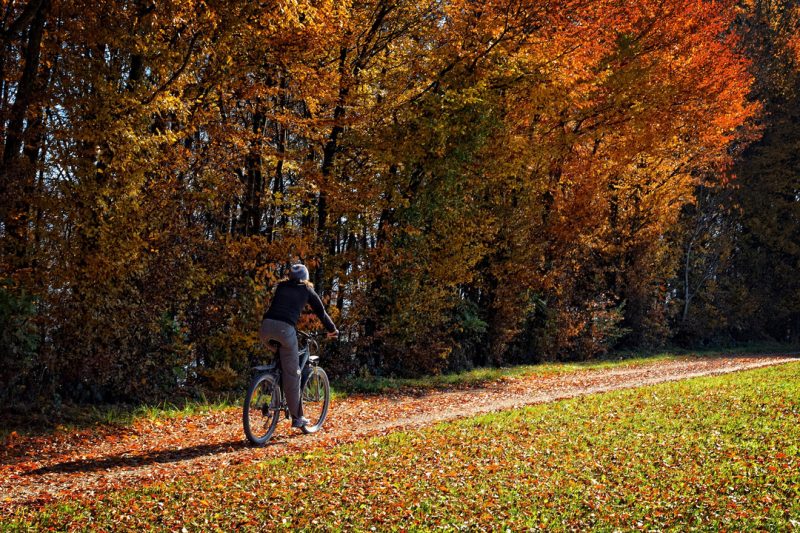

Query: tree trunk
[[315, 45, 349, 290], [1, 0, 48, 266]]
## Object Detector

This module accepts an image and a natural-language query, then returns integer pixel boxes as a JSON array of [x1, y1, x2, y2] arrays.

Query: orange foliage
[[0, 0, 759, 400]]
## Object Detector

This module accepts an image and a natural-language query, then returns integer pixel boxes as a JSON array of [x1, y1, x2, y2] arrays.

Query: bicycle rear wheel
[[301, 367, 330, 434], [243, 373, 281, 445]]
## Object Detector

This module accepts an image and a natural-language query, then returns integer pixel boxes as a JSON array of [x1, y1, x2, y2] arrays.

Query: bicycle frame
[[253, 336, 316, 415]]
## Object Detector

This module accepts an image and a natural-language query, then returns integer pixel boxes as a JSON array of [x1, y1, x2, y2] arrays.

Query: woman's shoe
[[291, 416, 310, 428]]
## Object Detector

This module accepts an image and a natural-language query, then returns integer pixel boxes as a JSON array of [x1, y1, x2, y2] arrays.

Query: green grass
[[6, 361, 799, 531], [85, 394, 240, 425], [334, 341, 799, 395], [333, 356, 672, 395]]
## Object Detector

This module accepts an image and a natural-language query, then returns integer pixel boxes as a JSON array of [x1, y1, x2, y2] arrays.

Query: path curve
[[2, 354, 797, 511]]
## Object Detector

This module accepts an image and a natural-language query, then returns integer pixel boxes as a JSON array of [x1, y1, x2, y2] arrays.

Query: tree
[[0, 0, 762, 403]]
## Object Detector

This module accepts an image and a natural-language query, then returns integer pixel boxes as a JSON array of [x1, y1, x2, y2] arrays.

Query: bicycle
[[243, 330, 331, 446]]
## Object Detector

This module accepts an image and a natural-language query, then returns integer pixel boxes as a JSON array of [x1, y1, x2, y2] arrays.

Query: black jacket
[[263, 280, 336, 333]]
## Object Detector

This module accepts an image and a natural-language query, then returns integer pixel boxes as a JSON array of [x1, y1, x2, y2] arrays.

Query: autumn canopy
[[1, 0, 798, 404]]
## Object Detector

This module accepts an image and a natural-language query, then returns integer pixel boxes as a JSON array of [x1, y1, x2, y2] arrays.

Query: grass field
[[5, 361, 799, 531]]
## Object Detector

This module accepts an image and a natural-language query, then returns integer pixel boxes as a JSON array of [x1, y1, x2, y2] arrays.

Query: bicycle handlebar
[[297, 329, 337, 340]]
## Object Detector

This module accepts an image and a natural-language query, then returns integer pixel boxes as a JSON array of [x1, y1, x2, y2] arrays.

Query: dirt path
[[2, 354, 797, 512]]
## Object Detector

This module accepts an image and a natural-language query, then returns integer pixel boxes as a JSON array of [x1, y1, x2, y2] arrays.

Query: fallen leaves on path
[[2, 354, 796, 512]]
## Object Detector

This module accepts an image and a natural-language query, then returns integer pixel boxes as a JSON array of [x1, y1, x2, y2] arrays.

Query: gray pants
[[259, 319, 303, 419]]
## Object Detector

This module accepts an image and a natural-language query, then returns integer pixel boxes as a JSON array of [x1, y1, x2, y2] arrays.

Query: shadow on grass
[[25, 438, 253, 476]]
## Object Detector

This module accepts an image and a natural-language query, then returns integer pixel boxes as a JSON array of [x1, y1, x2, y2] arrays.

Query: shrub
[[0, 280, 40, 403]]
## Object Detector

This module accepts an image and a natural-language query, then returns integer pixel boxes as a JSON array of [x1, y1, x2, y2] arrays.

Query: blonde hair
[[281, 276, 314, 289]]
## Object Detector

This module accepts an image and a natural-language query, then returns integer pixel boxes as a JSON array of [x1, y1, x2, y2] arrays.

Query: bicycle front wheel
[[243, 373, 281, 445], [301, 367, 330, 434]]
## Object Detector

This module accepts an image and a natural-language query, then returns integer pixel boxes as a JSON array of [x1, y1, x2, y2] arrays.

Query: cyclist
[[259, 263, 338, 429]]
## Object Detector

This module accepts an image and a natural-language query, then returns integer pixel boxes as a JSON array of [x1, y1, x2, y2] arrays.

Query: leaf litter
[[1, 354, 796, 513]]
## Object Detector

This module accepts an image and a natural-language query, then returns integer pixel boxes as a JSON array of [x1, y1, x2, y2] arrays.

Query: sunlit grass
[[6, 362, 799, 531], [334, 341, 798, 395]]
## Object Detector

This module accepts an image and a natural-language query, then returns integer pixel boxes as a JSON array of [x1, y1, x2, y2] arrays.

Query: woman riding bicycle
[[260, 264, 338, 429]]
